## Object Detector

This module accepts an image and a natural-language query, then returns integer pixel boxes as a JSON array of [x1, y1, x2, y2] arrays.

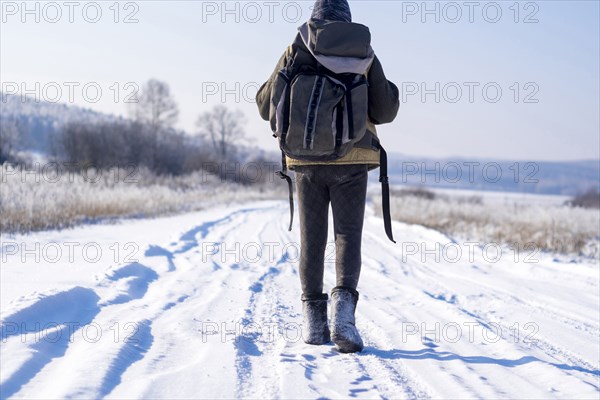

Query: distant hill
[[1, 92, 122, 153], [386, 153, 599, 196]]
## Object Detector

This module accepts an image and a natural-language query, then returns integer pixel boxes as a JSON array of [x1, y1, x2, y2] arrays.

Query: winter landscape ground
[[1, 199, 598, 399]]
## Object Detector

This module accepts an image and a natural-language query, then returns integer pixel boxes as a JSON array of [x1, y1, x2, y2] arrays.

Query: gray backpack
[[269, 59, 370, 160], [269, 53, 396, 243]]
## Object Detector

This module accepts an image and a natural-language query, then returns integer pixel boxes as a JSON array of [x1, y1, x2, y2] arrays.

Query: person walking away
[[256, 0, 399, 353]]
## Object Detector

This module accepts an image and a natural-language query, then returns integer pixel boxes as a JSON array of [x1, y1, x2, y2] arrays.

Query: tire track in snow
[[96, 208, 278, 396], [112, 204, 277, 398], [233, 207, 297, 399], [408, 260, 600, 381], [1, 204, 274, 399], [0, 288, 101, 398], [359, 223, 599, 398]]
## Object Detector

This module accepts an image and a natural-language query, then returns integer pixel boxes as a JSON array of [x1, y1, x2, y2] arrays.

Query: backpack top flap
[[297, 19, 375, 75], [310, 19, 371, 58]]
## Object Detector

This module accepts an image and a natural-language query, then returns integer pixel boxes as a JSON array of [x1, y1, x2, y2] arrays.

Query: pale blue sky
[[1, 0, 598, 160]]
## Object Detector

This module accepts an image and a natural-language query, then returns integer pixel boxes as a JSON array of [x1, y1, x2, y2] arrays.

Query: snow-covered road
[[1, 201, 598, 399]]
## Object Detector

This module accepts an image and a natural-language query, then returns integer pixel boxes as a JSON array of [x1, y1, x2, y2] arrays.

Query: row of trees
[[54, 119, 197, 175], [1, 78, 260, 179], [52, 116, 270, 183], [53, 79, 251, 176]]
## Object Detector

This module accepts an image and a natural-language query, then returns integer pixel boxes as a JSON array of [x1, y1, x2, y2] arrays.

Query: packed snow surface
[[1, 201, 598, 399]]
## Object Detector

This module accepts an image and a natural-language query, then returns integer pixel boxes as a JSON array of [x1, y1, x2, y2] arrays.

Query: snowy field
[[1, 200, 599, 399], [382, 183, 573, 207]]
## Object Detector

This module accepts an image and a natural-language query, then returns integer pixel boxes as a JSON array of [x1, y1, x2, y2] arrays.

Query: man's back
[[255, 0, 400, 354]]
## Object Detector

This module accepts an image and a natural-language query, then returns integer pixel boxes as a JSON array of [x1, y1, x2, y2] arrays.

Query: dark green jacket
[[257, 19, 399, 169]]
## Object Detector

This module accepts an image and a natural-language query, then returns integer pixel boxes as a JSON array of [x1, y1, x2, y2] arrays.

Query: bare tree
[[129, 79, 179, 168], [130, 79, 179, 131], [196, 106, 246, 159]]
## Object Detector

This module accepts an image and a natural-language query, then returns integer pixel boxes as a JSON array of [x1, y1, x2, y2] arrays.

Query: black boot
[[301, 293, 331, 345], [330, 286, 364, 353]]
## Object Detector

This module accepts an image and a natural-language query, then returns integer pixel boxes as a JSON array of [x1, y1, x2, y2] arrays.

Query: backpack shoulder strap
[[370, 134, 396, 243], [276, 151, 294, 231]]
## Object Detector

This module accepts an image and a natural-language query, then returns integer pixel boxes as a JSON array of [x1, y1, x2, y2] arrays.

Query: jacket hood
[[298, 19, 374, 75]]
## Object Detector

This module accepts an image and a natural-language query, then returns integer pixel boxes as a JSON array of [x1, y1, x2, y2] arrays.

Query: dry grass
[[373, 188, 600, 257], [1, 165, 286, 234]]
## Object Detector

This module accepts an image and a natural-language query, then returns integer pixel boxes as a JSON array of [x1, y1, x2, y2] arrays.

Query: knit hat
[[311, 0, 352, 22]]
